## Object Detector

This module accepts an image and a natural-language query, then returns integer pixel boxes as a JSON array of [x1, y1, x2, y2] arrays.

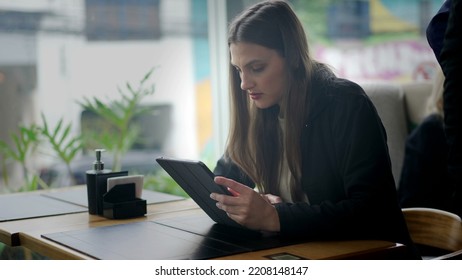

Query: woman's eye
[[252, 66, 264, 73]]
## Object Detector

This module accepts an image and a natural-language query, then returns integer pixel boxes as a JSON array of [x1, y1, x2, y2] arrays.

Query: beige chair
[[402, 207, 462, 259], [361, 81, 433, 188], [361, 83, 408, 188]]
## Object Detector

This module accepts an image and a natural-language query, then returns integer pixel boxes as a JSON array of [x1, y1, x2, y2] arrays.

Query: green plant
[[144, 170, 189, 198], [40, 113, 83, 185], [78, 68, 156, 171], [0, 116, 83, 191], [0, 124, 46, 192], [0, 69, 158, 192]]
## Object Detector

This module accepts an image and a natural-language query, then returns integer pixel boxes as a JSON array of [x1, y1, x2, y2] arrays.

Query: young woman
[[210, 0, 416, 257]]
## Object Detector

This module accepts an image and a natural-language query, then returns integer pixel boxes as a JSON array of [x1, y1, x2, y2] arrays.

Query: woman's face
[[230, 42, 288, 109]]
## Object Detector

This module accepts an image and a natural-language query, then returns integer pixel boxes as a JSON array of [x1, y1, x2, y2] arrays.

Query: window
[[0, 0, 218, 192], [293, 0, 441, 82], [0, 0, 443, 193]]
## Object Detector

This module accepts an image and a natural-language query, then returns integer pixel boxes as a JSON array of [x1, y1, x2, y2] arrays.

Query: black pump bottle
[[85, 149, 127, 215]]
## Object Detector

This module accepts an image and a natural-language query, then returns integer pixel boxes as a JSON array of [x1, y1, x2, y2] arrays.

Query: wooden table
[[213, 240, 407, 260], [1, 188, 409, 260], [15, 209, 407, 260], [0, 185, 188, 246], [16, 200, 202, 259]]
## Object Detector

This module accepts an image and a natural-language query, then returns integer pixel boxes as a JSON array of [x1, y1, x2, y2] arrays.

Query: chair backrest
[[402, 207, 462, 258], [361, 83, 408, 188], [401, 81, 433, 129]]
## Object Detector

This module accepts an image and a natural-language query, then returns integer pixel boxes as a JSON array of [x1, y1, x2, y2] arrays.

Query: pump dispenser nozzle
[[93, 149, 105, 171]]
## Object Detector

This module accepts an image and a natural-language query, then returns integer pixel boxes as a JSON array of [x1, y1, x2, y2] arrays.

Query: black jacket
[[214, 66, 416, 257], [439, 0, 462, 217], [398, 114, 452, 210]]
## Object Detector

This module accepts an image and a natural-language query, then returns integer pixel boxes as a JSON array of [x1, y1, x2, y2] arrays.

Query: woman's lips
[[249, 93, 262, 100]]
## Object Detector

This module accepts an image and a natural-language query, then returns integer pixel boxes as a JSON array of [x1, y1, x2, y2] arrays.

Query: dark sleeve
[[213, 155, 255, 188], [275, 85, 408, 244], [398, 114, 450, 209], [439, 0, 462, 216]]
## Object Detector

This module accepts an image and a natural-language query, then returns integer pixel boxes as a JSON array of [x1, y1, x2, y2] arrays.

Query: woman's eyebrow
[[231, 59, 264, 70]]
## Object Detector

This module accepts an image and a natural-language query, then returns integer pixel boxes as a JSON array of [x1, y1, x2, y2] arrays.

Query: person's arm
[[439, 0, 462, 216], [398, 115, 449, 208]]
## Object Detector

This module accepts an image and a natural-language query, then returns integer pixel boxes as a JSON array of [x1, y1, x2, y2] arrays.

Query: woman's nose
[[240, 73, 255, 91]]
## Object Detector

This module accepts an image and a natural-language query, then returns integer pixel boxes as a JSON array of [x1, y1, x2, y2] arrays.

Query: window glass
[[0, 0, 444, 193], [292, 0, 441, 82], [0, 0, 213, 193]]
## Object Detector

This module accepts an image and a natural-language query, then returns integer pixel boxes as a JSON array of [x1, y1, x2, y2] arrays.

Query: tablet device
[[155, 157, 243, 228]]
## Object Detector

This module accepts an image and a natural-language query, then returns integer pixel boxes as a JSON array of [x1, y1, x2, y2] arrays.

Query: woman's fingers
[[214, 176, 253, 194], [210, 176, 280, 231], [262, 194, 283, 204]]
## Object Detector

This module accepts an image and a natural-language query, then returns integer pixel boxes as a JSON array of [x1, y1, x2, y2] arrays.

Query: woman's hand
[[210, 176, 280, 232], [261, 194, 283, 204]]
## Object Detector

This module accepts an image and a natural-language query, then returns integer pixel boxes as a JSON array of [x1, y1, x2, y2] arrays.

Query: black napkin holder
[[102, 183, 146, 219]]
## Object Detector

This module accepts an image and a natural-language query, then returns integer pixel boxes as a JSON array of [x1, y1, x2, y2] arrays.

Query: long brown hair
[[226, 0, 313, 201]]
